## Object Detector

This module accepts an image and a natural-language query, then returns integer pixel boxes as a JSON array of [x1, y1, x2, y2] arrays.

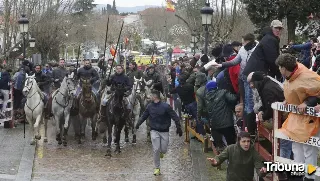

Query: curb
[[15, 139, 36, 181]]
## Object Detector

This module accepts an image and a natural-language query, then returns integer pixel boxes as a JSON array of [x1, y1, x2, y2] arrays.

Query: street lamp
[[17, 14, 29, 138], [29, 38, 35, 48], [191, 32, 198, 55], [200, 2, 214, 55]]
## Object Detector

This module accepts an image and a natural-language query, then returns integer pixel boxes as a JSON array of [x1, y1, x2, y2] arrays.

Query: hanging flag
[[110, 46, 116, 56], [166, 0, 175, 12]]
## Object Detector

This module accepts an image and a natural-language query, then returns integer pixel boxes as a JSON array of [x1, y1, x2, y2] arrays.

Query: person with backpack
[[205, 80, 237, 145]]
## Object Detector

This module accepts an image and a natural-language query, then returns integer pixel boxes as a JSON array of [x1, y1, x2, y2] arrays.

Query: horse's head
[[23, 74, 37, 96], [61, 72, 77, 96], [133, 76, 143, 94], [144, 79, 153, 88], [80, 78, 92, 91]]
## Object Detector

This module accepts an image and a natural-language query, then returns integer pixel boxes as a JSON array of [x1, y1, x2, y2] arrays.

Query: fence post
[[184, 115, 190, 142]]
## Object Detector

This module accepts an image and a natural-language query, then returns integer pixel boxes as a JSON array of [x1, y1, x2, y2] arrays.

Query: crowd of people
[[166, 19, 320, 181]]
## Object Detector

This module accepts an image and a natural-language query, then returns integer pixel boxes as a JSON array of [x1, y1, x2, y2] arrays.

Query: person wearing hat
[[205, 80, 237, 146], [220, 44, 240, 94], [290, 37, 318, 69], [243, 20, 283, 81], [143, 64, 162, 93]]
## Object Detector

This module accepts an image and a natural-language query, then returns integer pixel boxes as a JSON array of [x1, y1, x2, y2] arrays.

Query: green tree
[[74, 0, 96, 13], [241, 0, 320, 41]]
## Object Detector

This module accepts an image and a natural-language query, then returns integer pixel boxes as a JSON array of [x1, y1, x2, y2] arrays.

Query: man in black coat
[[243, 20, 283, 80]]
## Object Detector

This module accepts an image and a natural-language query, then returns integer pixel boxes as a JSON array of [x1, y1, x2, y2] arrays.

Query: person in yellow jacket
[[276, 54, 320, 181]]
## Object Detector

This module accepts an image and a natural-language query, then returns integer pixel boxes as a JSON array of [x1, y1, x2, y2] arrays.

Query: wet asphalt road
[[32, 117, 193, 181]]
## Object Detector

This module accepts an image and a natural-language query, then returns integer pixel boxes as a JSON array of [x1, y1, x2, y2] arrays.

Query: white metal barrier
[[0, 82, 13, 127], [272, 102, 320, 176]]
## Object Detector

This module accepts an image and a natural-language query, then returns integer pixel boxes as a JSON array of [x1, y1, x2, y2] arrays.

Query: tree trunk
[[287, 17, 296, 43]]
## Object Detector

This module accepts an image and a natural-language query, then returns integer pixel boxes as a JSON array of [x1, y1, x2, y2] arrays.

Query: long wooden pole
[[106, 21, 124, 80], [102, 15, 110, 77]]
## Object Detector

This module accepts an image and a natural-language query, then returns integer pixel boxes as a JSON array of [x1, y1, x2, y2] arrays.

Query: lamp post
[[191, 32, 198, 55], [200, 1, 214, 55], [29, 38, 35, 48], [18, 14, 29, 138]]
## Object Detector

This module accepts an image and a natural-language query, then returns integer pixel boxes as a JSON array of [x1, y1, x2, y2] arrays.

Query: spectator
[[205, 80, 237, 145], [276, 54, 320, 181], [290, 37, 318, 68], [243, 20, 283, 80], [0, 65, 10, 117], [207, 131, 267, 181]]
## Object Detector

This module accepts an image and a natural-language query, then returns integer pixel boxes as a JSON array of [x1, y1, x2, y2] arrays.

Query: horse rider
[[143, 64, 164, 97], [98, 57, 115, 76], [100, 64, 132, 117], [52, 59, 68, 89], [34, 64, 50, 104], [76, 59, 99, 97], [127, 61, 144, 112]]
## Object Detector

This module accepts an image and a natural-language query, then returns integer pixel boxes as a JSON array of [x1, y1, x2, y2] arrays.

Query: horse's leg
[[146, 118, 151, 142], [62, 111, 70, 146], [73, 115, 81, 144], [115, 122, 125, 153], [91, 115, 98, 141], [106, 121, 112, 157], [54, 113, 62, 145], [124, 124, 129, 143], [44, 113, 48, 142], [26, 115, 36, 145], [34, 112, 42, 140], [113, 125, 117, 144], [132, 107, 139, 144]]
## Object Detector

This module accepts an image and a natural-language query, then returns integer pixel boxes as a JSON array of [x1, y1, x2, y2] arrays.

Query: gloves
[[176, 128, 183, 137], [135, 124, 140, 130], [124, 91, 130, 97]]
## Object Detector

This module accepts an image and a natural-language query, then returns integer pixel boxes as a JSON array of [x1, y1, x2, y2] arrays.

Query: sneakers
[[160, 153, 164, 159], [153, 168, 160, 176]]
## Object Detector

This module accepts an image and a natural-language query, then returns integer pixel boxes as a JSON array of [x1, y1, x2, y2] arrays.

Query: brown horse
[[74, 78, 99, 144]]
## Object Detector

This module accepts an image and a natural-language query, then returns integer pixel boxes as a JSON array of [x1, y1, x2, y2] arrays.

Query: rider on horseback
[[76, 60, 99, 99], [52, 59, 68, 89], [34, 65, 50, 105], [100, 64, 132, 116], [143, 64, 163, 93]]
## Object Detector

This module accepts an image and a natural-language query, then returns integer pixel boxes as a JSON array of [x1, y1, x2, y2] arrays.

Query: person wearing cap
[[276, 54, 320, 181], [290, 37, 318, 69], [205, 80, 237, 145], [243, 20, 283, 81]]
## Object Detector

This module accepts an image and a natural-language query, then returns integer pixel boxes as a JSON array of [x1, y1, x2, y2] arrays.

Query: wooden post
[[185, 115, 189, 142]]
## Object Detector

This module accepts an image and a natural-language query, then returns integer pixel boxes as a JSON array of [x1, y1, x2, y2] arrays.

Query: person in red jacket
[[221, 44, 240, 94]]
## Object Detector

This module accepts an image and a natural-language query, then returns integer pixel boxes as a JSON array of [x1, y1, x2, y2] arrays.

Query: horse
[[51, 73, 77, 146], [23, 74, 45, 145], [143, 79, 153, 141], [104, 84, 128, 156], [124, 76, 143, 144], [75, 78, 99, 144]]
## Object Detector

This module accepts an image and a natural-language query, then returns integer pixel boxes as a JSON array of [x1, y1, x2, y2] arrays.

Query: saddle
[[45, 90, 57, 117]]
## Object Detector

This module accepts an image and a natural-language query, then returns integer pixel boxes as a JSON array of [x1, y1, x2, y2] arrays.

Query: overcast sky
[[94, 0, 164, 7]]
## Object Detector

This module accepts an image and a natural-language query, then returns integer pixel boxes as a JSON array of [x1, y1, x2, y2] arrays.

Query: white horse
[[23, 74, 45, 145], [51, 73, 77, 146], [125, 76, 143, 144]]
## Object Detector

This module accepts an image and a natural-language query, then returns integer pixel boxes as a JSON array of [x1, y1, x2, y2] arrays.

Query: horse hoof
[[105, 149, 112, 157], [63, 141, 67, 147], [30, 140, 36, 145], [35, 135, 41, 140], [58, 140, 62, 145], [44, 138, 48, 143], [125, 138, 129, 143]]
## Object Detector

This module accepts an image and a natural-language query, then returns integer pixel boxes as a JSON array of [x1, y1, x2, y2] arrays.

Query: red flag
[[110, 46, 116, 56]]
